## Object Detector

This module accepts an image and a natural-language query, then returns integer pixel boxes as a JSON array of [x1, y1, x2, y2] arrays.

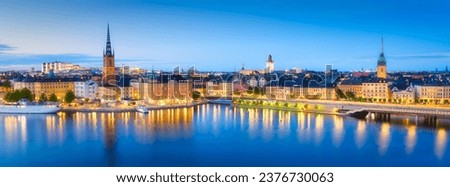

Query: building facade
[[13, 77, 76, 101], [415, 85, 450, 103], [337, 79, 363, 97], [74, 80, 98, 100], [362, 80, 389, 101], [42, 61, 80, 73]]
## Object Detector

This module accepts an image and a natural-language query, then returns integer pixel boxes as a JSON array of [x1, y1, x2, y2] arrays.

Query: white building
[[74, 80, 98, 100], [42, 61, 80, 73]]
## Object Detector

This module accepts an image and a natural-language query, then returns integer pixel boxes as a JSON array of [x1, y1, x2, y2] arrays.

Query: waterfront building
[[206, 81, 233, 97], [362, 79, 389, 101], [13, 77, 76, 101], [392, 85, 415, 103], [74, 80, 98, 100], [266, 86, 291, 100], [131, 75, 193, 104], [415, 85, 450, 104], [337, 79, 363, 97], [292, 86, 336, 100], [377, 36, 387, 79], [42, 61, 80, 73]]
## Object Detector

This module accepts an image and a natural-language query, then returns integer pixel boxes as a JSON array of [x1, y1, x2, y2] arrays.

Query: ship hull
[[0, 105, 60, 114]]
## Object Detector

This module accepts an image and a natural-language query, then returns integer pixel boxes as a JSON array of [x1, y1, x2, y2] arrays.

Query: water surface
[[0, 104, 449, 166]]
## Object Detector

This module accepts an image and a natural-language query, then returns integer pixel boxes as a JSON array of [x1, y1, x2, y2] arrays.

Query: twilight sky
[[1, 0, 450, 72]]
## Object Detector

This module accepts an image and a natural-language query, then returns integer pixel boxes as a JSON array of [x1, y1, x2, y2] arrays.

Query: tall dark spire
[[377, 35, 386, 66], [105, 24, 113, 56]]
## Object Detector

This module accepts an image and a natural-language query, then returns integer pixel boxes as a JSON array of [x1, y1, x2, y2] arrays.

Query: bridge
[[297, 99, 450, 125]]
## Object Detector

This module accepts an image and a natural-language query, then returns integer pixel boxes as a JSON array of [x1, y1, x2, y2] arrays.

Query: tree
[[39, 93, 48, 102], [335, 88, 346, 100], [3, 80, 11, 88], [344, 91, 356, 101], [64, 90, 76, 103], [3, 88, 33, 102], [48, 93, 58, 102], [192, 91, 201, 100]]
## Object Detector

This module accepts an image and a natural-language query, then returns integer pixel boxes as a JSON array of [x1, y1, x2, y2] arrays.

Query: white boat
[[0, 99, 60, 114], [136, 105, 149, 113]]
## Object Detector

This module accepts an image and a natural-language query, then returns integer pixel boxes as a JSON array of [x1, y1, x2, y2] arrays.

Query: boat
[[0, 99, 60, 114], [136, 105, 149, 113]]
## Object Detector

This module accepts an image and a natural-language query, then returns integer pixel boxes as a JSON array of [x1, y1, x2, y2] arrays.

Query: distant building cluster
[[42, 61, 80, 74], [1, 26, 450, 105]]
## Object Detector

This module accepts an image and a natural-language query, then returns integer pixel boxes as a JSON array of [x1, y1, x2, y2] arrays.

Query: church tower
[[377, 36, 387, 79], [102, 24, 115, 85], [265, 54, 275, 73]]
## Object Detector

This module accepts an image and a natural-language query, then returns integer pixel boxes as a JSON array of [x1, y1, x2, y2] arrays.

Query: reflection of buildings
[[434, 128, 447, 159], [378, 122, 391, 155]]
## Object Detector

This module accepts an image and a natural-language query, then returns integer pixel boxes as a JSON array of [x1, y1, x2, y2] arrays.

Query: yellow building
[[415, 85, 450, 103], [131, 79, 193, 104], [292, 86, 336, 100], [362, 80, 389, 101], [206, 82, 233, 97], [337, 79, 363, 97], [13, 77, 75, 101]]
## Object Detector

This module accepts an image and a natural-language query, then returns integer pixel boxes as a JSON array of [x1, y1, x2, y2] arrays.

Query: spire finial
[[381, 34, 384, 54]]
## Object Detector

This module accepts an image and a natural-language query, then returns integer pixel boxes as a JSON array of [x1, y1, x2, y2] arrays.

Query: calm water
[[0, 104, 449, 166]]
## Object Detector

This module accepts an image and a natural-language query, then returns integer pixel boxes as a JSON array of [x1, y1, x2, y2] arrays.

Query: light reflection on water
[[0, 104, 449, 166]]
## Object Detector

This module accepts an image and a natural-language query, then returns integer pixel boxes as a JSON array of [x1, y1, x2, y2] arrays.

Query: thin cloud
[[0, 43, 15, 53], [389, 52, 450, 60]]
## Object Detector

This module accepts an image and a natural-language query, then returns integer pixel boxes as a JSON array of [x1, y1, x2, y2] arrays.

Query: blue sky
[[1, 0, 450, 72]]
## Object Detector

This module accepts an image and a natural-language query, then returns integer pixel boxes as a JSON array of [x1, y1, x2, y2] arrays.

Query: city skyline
[[1, 0, 450, 72]]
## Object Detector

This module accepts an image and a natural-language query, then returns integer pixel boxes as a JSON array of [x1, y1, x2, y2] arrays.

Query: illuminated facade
[[13, 77, 76, 101], [362, 80, 389, 101], [415, 85, 450, 103], [131, 79, 193, 104], [337, 79, 363, 97]]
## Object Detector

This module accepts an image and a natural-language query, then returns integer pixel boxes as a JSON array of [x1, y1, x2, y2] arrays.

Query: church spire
[[381, 34, 384, 55], [105, 24, 113, 56]]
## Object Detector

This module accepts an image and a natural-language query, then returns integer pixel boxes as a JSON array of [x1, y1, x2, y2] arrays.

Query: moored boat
[[136, 105, 149, 113], [0, 99, 60, 114]]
